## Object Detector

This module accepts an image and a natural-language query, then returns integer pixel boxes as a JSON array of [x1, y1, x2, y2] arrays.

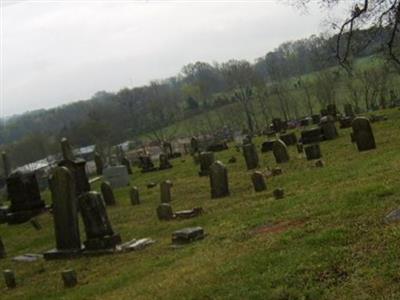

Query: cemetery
[[0, 107, 400, 299]]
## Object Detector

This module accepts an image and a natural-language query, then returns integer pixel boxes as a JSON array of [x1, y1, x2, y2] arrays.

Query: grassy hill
[[2, 108, 400, 299]]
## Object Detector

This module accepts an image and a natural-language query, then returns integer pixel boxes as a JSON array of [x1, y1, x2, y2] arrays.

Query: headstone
[[158, 153, 172, 170], [139, 155, 157, 173], [304, 144, 322, 160], [339, 116, 353, 129], [0, 237, 5, 258], [130, 186, 140, 205], [6, 172, 45, 224], [261, 140, 276, 153], [94, 152, 103, 176], [3, 269, 16, 289], [320, 116, 338, 140], [352, 117, 376, 151], [44, 167, 81, 260], [280, 132, 297, 146], [172, 226, 204, 244], [175, 207, 203, 219], [78, 191, 121, 250], [162, 141, 173, 158], [272, 140, 290, 164], [58, 158, 91, 198], [157, 203, 174, 220], [243, 143, 259, 170], [273, 188, 285, 200], [60, 137, 75, 161], [103, 166, 129, 188], [251, 171, 266, 192], [61, 269, 78, 288], [121, 157, 133, 175], [209, 161, 229, 199], [160, 180, 173, 203], [2, 151, 11, 178], [301, 128, 323, 144], [100, 181, 116, 206], [198, 152, 215, 176]]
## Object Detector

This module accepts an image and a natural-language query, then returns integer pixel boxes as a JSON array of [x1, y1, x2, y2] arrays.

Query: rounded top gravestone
[[272, 139, 290, 164], [352, 117, 376, 152]]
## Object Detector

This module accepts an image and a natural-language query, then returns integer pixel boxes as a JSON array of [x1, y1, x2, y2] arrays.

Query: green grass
[[2, 108, 400, 299]]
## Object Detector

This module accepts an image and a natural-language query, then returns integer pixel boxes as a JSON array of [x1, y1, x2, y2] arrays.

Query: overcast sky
[[1, 0, 346, 117]]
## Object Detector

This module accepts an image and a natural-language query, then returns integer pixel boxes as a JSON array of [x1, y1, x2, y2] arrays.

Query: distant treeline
[[0, 27, 393, 167]]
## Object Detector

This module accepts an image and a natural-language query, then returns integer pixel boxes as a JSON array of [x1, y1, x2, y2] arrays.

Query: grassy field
[[2, 108, 400, 299]]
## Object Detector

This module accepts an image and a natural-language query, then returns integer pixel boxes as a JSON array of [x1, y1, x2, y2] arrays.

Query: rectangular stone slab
[[172, 226, 204, 244]]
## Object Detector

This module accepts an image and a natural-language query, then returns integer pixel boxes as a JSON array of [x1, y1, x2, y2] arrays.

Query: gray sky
[[1, 0, 346, 116]]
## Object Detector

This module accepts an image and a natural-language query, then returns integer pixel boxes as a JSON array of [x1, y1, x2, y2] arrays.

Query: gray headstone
[[352, 117, 376, 151], [130, 186, 140, 205], [304, 144, 322, 160], [273, 140, 290, 164], [78, 191, 121, 250], [209, 161, 229, 199], [60, 137, 75, 161], [103, 166, 129, 188], [251, 171, 266, 192], [157, 203, 174, 220], [198, 152, 215, 176], [160, 180, 173, 203], [101, 181, 116, 206], [243, 143, 259, 170]]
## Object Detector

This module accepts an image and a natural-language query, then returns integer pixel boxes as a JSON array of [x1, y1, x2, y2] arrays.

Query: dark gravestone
[[61, 269, 78, 288], [2, 152, 11, 178], [320, 116, 338, 140], [160, 180, 173, 203], [58, 159, 90, 198], [3, 269, 16, 289], [121, 157, 133, 175], [44, 167, 81, 259], [78, 191, 121, 251], [304, 144, 322, 160], [210, 161, 229, 199], [94, 152, 103, 176], [139, 155, 157, 173], [352, 117, 376, 151], [261, 140, 276, 153], [301, 127, 323, 144], [158, 153, 173, 170], [0, 236, 5, 258], [162, 141, 173, 158], [280, 132, 297, 146], [243, 143, 259, 170], [251, 171, 266, 192], [172, 227, 204, 244], [157, 203, 174, 221], [339, 116, 353, 129], [130, 186, 140, 205], [273, 140, 290, 164], [198, 152, 215, 176], [6, 172, 45, 224], [273, 188, 285, 200], [100, 181, 116, 206]]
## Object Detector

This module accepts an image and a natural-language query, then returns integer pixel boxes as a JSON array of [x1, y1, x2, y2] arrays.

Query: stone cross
[[352, 117, 376, 151], [209, 161, 229, 199], [243, 143, 259, 170], [60, 137, 75, 161], [44, 167, 81, 259], [130, 186, 140, 205], [101, 181, 116, 206], [94, 152, 104, 176], [198, 152, 215, 176], [160, 180, 173, 203], [1, 151, 11, 178], [78, 191, 121, 250], [251, 171, 266, 192], [273, 139, 290, 164]]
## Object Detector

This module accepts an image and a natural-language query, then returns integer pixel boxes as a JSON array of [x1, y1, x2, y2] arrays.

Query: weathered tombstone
[[339, 116, 353, 129], [139, 155, 157, 173], [273, 188, 285, 200], [61, 137, 75, 161], [103, 166, 129, 188], [6, 172, 45, 224], [251, 171, 266, 192], [159, 153, 172, 170], [0, 236, 5, 258], [157, 203, 174, 220], [243, 143, 259, 170], [3, 269, 16, 289], [2, 151, 11, 178], [352, 117, 376, 151], [190, 137, 199, 154], [272, 140, 290, 164], [304, 144, 322, 160], [209, 161, 229, 199], [100, 181, 116, 206], [300, 127, 323, 144], [78, 191, 121, 250], [160, 180, 173, 203], [121, 157, 133, 175], [280, 132, 297, 146], [94, 152, 103, 176], [198, 152, 215, 176], [130, 186, 140, 205], [61, 269, 78, 288], [172, 227, 204, 244], [261, 140, 276, 153], [44, 167, 81, 260], [320, 116, 338, 140]]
